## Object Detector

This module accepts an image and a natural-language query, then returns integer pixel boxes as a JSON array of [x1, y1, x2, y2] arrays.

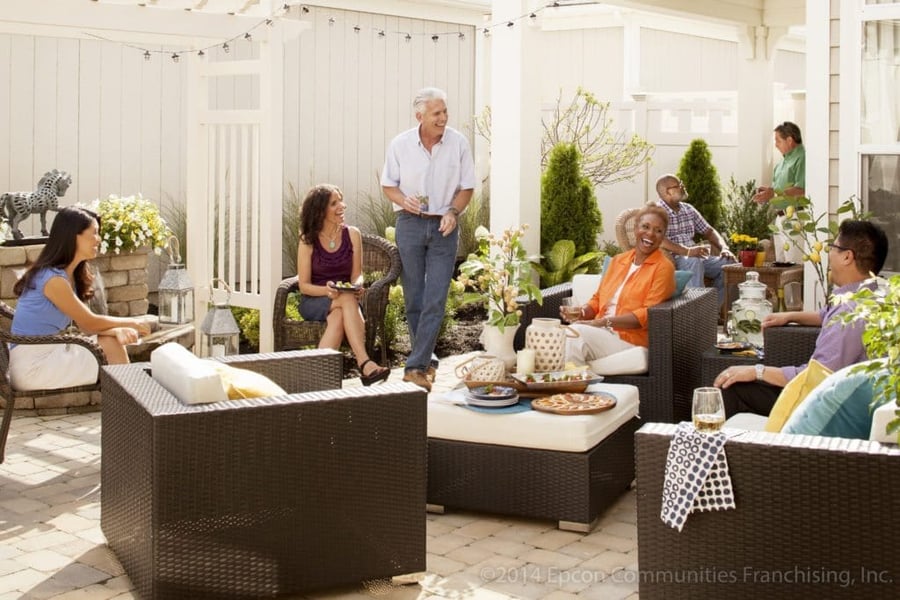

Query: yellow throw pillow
[[764, 359, 833, 432], [208, 362, 287, 400]]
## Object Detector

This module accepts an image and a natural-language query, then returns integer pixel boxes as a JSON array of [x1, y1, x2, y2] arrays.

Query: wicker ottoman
[[427, 383, 640, 532], [101, 352, 427, 600]]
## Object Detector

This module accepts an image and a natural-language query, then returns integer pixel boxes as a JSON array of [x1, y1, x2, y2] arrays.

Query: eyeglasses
[[830, 243, 853, 254], [666, 182, 685, 191]]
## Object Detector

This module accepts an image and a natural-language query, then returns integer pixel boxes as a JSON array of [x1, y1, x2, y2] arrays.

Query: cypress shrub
[[677, 139, 723, 230], [540, 143, 602, 257]]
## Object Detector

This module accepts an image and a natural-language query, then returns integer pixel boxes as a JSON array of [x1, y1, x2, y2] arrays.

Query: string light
[[431, 34, 439, 43], [353, 26, 361, 33], [458, 32, 465, 41], [405, 33, 412, 42], [144, 50, 151, 61], [378, 30, 386, 38], [244, 32, 252, 41], [171, 52, 180, 63], [222, 42, 230, 53], [301, 5, 309, 13], [328, 17, 335, 25], [197, 49, 205, 57]]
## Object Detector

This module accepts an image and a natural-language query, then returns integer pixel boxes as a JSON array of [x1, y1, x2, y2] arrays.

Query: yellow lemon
[[813, 241, 823, 252], [793, 222, 803, 232], [809, 251, 821, 263], [783, 242, 791, 252], [785, 205, 795, 218]]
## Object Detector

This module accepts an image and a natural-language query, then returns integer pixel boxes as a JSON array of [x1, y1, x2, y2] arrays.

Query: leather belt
[[418, 213, 443, 220]]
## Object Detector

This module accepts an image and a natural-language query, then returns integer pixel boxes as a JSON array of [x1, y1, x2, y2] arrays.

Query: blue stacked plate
[[465, 385, 519, 408]]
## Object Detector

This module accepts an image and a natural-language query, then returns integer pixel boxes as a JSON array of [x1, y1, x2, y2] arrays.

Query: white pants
[[9, 341, 100, 391], [565, 323, 636, 365], [773, 214, 805, 264]]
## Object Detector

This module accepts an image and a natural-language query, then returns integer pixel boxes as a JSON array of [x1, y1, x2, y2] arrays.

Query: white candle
[[212, 344, 226, 358], [170, 297, 179, 323], [517, 349, 536, 375]]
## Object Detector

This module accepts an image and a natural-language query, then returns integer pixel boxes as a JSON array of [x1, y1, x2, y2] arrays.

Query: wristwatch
[[755, 364, 765, 381]]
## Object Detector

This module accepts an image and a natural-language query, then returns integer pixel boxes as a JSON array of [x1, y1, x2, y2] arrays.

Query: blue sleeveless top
[[310, 226, 353, 285], [11, 267, 72, 336]]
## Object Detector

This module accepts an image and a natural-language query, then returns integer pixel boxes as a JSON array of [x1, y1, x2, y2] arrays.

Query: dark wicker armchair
[[0, 301, 107, 462], [273, 233, 401, 363], [516, 285, 719, 423]]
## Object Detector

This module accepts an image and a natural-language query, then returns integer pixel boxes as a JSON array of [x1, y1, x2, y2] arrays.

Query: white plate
[[465, 393, 520, 408]]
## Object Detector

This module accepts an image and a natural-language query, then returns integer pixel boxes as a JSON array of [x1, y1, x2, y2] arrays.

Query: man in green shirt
[[753, 122, 805, 263]]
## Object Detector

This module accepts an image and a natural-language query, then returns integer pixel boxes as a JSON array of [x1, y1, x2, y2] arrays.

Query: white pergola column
[[489, 0, 543, 254], [736, 25, 779, 186]]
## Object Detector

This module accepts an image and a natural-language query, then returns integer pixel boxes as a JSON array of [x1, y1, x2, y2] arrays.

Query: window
[[862, 155, 900, 273]]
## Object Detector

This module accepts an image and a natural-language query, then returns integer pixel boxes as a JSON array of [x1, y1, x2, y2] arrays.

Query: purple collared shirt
[[780, 280, 869, 382], [655, 199, 710, 246]]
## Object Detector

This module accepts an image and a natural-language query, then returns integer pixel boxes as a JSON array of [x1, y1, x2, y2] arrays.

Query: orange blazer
[[587, 248, 675, 347]]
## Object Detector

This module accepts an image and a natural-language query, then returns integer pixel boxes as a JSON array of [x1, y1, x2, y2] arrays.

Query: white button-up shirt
[[381, 125, 476, 214]]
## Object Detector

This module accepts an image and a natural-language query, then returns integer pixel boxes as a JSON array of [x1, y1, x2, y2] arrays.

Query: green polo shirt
[[773, 144, 805, 191]]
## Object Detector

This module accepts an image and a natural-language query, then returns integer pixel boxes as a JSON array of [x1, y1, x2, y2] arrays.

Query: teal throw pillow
[[600, 254, 611, 276], [781, 360, 887, 439], [671, 270, 693, 300]]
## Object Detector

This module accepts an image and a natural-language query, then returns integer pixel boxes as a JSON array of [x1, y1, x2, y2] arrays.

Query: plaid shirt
[[655, 199, 710, 246]]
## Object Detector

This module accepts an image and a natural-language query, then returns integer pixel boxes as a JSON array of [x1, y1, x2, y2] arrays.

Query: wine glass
[[692, 387, 726, 433], [560, 297, 581, 323]]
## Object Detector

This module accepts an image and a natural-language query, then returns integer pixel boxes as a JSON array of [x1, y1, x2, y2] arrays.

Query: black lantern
[[199, 279, 240, 357], [158, 237, 194, 325]]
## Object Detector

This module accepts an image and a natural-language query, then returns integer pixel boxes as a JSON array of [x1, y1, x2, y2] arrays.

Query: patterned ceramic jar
[[524, 318, 579, 372]]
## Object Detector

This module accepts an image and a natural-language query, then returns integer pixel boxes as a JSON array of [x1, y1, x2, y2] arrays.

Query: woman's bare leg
[[98, 336, 130, 364]]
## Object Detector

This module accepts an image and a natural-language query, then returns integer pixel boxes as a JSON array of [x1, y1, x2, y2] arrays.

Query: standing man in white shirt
[[381, 87, 476, 392]]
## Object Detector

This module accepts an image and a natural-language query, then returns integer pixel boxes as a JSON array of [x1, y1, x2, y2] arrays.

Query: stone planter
[[93, 247, 150, 317]]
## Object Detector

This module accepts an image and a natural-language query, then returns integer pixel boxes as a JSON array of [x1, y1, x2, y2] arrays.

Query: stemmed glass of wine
[[692, 387, 726, 433]]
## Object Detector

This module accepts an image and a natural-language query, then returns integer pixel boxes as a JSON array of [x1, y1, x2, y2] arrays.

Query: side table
[[701, 346, 759, 386], [723, 263, 803, 312]]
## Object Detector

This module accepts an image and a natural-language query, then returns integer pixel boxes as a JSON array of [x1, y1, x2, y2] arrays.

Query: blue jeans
[[395, 212, 459, 373], [672, 254, 732, 307]]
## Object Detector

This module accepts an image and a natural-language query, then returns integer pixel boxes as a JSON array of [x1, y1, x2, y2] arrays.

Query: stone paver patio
[[0, 357, 640, 599]]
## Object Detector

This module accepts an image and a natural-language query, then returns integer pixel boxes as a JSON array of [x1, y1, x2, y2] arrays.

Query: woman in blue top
[[296, 184, 389, 385], [9, 206, 151, 391]]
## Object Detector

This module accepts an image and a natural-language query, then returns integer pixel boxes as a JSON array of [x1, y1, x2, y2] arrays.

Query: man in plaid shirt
[[654, 174, 736, 307]]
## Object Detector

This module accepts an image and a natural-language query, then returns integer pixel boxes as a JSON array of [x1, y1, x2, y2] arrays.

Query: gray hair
[[413, 87, 448, 115]]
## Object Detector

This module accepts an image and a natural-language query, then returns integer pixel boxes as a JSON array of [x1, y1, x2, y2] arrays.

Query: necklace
[[324, 225, 340, 250]]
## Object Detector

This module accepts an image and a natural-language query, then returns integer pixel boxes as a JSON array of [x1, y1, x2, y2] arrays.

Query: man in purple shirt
[[714, 220, 889, 417]]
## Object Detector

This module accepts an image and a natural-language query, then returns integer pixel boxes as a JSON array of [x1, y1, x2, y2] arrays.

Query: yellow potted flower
[[729, 232, 760, 267]]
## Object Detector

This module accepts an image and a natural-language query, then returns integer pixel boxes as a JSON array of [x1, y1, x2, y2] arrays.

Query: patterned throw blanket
[[660, 422, 736, 531]]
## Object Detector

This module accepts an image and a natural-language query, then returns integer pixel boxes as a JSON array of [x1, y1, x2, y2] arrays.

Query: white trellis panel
[[187, 23, 284, 352]]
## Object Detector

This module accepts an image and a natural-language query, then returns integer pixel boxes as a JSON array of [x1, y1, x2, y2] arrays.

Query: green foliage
[[719, 176, 772, 243], [677, 139, 723, 231], [532, 240, 603, 288], [599, 239, 622, 257], [540, 143, 602, 257], [770, 195, 870, 301], [457, 225, 542, 331], [282, 182, 302, 277], [230, 306, 260, 351], [358, 176, 397, 238], [458, 191, 491, 260], [160, 193, 187, 263], [383, 280, 465, 351], [835, 274, 900, 441]]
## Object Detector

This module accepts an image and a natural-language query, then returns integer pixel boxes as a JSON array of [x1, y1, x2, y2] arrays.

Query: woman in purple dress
[[297, 184, 390, 385]]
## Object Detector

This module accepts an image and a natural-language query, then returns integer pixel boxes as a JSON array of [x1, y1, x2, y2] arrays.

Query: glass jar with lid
[[731, 271, 772, 348]]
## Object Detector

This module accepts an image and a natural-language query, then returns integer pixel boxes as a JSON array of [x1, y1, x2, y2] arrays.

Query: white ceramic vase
[[479, 323, 519, 371]]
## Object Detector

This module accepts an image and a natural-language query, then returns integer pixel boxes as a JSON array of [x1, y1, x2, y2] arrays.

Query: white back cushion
[[571, 274, 602, 305], [151, 342, 227, 405]]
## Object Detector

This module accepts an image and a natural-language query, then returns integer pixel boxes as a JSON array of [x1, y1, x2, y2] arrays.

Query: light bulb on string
[[144, 50, 151, 61], [171, 53, 180, 63], [244, 32, 252, 41], [377, 30, 385, 38], [458, 32, 465, 41], [222, 42, 230, 53], [328, 17, 335, 26], [507, 21, 514, 28], [404, 33, 412, 42], [353, 26, 360, 33], [483, 28, 490, 37], [301, 5, 309, 13], [265, 19, 273, 26], [431, 34, 439, 43], [197, 49, 205, 58]]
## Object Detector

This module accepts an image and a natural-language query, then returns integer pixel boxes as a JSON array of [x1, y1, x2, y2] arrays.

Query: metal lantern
[[199, 279, 240, 357], [157, 237, 194, 325]]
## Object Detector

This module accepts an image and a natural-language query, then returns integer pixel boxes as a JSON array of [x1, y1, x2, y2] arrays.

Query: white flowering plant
[[89, 194, 171, 255], [457, 225, 542, 331]]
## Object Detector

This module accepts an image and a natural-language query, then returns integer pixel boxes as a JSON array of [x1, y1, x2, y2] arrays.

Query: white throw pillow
[[150, 342, 227, 405], [588, 346, 648, 376]]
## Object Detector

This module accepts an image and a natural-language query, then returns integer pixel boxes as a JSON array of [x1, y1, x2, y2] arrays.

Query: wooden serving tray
[[531, 392, 617, 415]]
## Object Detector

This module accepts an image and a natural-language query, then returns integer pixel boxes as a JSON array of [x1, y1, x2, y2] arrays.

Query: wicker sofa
[[516, 285, 719, 423], [101, 349, 426, 599], [635, 325, 900, 599]]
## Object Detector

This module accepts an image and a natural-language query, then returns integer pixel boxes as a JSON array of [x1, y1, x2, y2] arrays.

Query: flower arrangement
[[89, 194, 171, 255], [729, 233, 759, 252], [457, 225, 542, 331]]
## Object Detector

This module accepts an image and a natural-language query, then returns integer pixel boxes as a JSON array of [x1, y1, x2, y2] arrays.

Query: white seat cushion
[[724, 412, 768, 431], [427, 382, 639, 452], [151, 342, 227, 405], [588, 346, 648, 376], [571, 274, 602, 305]]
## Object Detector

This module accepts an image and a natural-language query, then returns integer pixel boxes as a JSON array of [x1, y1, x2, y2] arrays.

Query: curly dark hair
[[299, 184, 342, 245], [14, 205, 98, 301]]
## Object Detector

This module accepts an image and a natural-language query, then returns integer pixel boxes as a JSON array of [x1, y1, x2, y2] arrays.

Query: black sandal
[[359, 359, 390, 386]]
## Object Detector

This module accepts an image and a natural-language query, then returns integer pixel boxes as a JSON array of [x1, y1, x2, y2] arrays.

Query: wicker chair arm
[[0, 330, 107, 365], [212, 348, 343, 393], [763, 325, 820, 367]]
